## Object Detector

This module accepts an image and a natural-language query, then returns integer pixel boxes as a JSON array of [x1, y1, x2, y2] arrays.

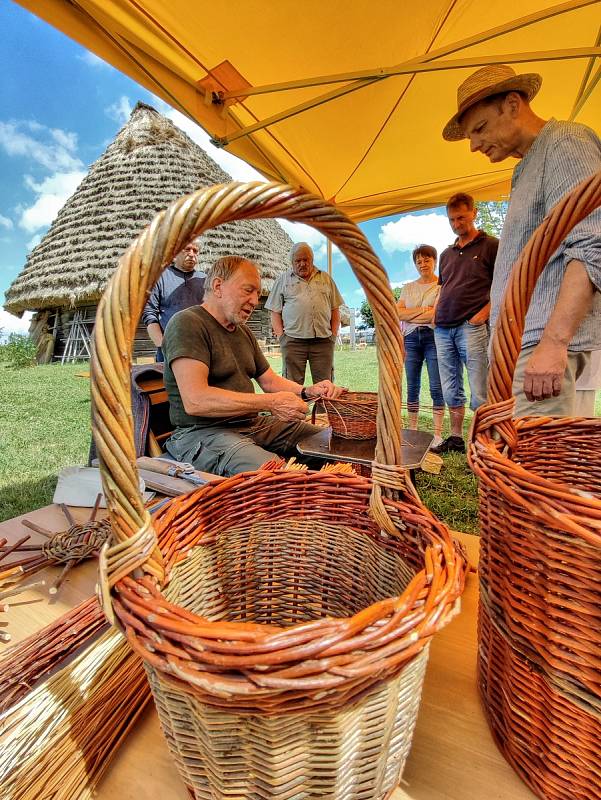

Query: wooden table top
[[0, 505, 535, 799], [296, 427, 434, 470]]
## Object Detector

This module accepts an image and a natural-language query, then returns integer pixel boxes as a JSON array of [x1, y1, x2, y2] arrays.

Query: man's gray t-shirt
[[162, 306, 269, 428], [490, 119, 601, 351]]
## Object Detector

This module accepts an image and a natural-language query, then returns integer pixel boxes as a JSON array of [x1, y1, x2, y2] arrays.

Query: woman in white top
[[396, 244, 445, 446]]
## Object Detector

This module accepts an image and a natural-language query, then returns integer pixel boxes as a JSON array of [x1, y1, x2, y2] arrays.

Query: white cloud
[[105, 96, 133, 125], [275, 220, 343, 266], [0, 309, 33, 337], [18, 170, 86, 233], [379, 212, 452, 262], [0, 121, 83, 172], [27, 233, 42, 251], [51, 128, 78, 151], [0, 214, 12, 230], [79, 51, 109, 68]]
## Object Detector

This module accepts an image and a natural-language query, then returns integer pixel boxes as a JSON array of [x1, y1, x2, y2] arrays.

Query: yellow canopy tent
[[16, 0, 601, 220]]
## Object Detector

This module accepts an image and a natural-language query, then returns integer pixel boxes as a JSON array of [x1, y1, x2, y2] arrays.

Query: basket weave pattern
[[91, 182, 465, 798], [320, 391, 378, 439], [469, 171, 601, 800]]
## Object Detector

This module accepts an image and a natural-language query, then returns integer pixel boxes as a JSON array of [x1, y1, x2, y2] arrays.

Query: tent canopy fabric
[[17, 0, 601, 221]]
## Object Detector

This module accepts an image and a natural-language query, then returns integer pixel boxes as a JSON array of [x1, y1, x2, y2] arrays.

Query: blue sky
[[0, 1, 453, 333]]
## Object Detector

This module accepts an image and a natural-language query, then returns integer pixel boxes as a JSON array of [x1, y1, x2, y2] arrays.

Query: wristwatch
[[300, 387, 310, 401]]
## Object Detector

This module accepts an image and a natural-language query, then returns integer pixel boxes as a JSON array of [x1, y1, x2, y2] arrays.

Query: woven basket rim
[[472, 412, 601, 546], [110, 468, 465, 705]]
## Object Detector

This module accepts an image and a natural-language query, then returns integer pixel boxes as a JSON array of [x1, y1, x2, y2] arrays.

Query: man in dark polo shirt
[[432, 192, 498, 453], [162, 255, 343, 476]]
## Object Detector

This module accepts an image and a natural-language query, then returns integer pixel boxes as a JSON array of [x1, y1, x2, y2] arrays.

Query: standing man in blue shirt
[[142, 241, 205, 362], [443, 64, 601, 415]]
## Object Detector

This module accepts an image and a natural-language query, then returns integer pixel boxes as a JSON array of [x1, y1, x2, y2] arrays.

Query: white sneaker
[[430, 435, 443, 449]]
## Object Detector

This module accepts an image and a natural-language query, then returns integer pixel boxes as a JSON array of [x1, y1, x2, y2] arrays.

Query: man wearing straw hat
[[162, 255, 344, 476], [443, 64, 601, 416]]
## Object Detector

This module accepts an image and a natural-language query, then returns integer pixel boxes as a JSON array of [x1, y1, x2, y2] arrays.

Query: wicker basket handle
[[91, 182, 406, 584], [488, 170, 601, 404]]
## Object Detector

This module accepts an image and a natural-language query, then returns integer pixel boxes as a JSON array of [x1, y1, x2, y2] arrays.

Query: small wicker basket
[[469, 171, 601, 800], [319, 391, 378, 439], [92, 182, 465, 799]]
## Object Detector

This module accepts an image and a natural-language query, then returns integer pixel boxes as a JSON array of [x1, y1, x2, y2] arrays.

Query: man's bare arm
[[258, 367, 345, 400], [146, 322, 163, 348], [523, 260, 595, 401], [270, 311, 284, 337], [330, 307, 341, 336], [171, 358, 314, 424], [468, 301, 490, 325], [172, 358, 273, 417]]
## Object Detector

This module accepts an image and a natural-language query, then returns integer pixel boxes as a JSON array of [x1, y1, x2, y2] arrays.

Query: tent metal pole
[[223, 45, 601, 100], [214, 43, 601, 145], [570, 63, 601, 119]]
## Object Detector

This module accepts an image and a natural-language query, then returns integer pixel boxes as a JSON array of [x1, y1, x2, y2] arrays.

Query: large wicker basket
[[469, 171, 601, 800], [91, 182, 465, 799]]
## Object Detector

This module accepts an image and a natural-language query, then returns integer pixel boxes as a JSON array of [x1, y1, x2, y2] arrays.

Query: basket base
[[479, 603, 601, 800], [148, 648, 429, 800]]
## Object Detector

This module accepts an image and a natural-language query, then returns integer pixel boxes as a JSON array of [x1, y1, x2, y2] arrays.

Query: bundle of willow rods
[[0, 628, 150, 800], [0, 595, 106, 713]]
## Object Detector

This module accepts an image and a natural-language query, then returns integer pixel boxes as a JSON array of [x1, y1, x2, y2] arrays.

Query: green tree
[[477, 200, 508, 238], [360, 286, 402, 327]]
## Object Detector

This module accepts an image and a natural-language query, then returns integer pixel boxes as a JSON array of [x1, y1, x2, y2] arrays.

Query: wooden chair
[[132, 366, 173, 458]]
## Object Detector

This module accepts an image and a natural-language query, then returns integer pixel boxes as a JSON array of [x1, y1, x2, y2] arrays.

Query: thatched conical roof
[[4, 102, 294, 315]]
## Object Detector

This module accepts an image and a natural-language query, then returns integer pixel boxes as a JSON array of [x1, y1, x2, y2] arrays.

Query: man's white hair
[[290, 242, 314, 262]]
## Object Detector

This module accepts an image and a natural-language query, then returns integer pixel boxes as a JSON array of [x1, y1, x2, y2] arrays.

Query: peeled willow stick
[[0, 595, 105, 713], [0, 628, 151, 800]]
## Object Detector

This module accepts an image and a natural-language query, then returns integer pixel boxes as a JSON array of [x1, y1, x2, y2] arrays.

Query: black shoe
[[430, 435, 465, 454]]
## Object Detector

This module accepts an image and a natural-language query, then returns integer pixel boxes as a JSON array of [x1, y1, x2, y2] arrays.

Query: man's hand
[[307, 380, 346, 400], [523, 339, 568, 402], [269, 391, 308, 421], [468, 303, 490, 326]]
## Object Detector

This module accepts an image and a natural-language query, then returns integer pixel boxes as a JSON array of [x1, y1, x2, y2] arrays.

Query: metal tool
[[136, 457, 208, 487]]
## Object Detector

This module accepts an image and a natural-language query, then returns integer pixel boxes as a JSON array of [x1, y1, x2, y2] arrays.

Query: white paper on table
[[53, 466, 153, 507]]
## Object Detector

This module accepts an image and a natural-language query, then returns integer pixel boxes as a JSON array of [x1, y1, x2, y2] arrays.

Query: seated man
[[162, 255, 344, 476]]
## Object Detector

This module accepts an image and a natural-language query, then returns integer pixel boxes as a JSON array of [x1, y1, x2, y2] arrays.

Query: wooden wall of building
[[39, 299, 275, 363]]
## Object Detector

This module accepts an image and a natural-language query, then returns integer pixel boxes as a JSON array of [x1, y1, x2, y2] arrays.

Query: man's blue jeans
[[404, 327, 444, 410], [434, 322, 489, 410]]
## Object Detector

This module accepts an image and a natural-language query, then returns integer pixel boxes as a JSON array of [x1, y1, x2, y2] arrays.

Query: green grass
[[0, 363, 92, 521], [0, 350, 481, 531]]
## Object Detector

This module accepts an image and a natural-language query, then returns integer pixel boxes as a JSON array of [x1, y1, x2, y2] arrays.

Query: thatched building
[[4, 102, 296, 362]]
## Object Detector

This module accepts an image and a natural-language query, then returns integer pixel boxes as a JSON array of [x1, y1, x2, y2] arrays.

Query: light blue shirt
[[265, 268, 343, 339], [490, 119, 601, 351]]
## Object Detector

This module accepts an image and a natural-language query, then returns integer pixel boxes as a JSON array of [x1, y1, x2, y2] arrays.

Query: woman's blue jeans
[[404, 327, 444, 410]]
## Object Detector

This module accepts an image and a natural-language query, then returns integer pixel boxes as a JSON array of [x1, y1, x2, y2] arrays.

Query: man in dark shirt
[[142, 241, 205, 362], [432, 192, 498, 453], [162, 255, 343, 476]]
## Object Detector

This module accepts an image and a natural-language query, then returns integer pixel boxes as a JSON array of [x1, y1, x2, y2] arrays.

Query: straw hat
[[442, 64, 542, 141]]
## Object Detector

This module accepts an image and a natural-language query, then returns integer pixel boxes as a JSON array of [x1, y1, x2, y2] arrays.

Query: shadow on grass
[[0, 474, 59, 523]]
